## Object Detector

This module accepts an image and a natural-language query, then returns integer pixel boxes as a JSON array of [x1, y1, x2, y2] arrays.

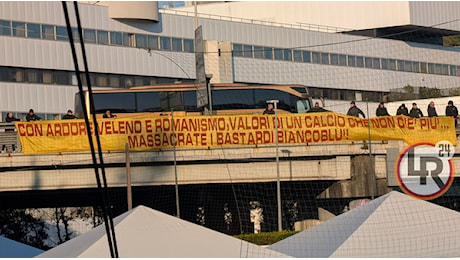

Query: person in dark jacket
[[446, 100, 459, 128], [26, 109, 41, 122], [62, 109, 78, 120], [376, 102, 390, 116], [409, 103, 423, 118], [103, 110, 117, 118], [347, 101, 365, 118], [427, 101, 438, 117], [3, 112, 21, 152], [396, 103, 409, 116]]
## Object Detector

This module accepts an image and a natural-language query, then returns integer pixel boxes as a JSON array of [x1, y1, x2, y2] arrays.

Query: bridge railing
[[0, 123, 21, 153]]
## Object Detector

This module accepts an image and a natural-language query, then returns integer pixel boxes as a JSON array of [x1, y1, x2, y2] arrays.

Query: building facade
[[1, 1, 460, 119]]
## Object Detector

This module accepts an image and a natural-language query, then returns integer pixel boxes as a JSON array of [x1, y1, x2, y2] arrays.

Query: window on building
[[71, 27, 80, 42], [302, 51, 311, 63], [55, 71, 69, 85], [160, 36, 171, 50], [456, 66, 460, 77], [348, 55, 356, 67], [420, 62, 428, 73], [243, 45, 253, 58], [135, 34, 147, 49], [148, 35, 159, 50], [412, 62, 420, 73], [96, 30, 109, 45], [172, 38, 182, 52], [338, 54, 347, 66], [11, 68, 24, 82], [83, 29, 96, 43], [312, 52, 320, 64], [381, 58, 388, 70], [320, 53, 329, 64], [450, 65, 456, 76], [372, 58, 380, 69], [254, 46, 264, 59], [435, 64, 442, 74], [263, 47, 273, 59], [96, 74, 108, 87], [389, 59, 396, 70], [122, 32, 132, 47], [283, 49, 292, 61], [441, 64, 449, 75], [121, 76, 134, 88], [428, 63, 435, 74], [27, 23, 40, 38], [274, 48, 283, 60], [330, 53, 338, 65], [293, 50, 302, 62], [183, 39, 194, 53], [365, 57, 373, 68], [56, 26, 68, 41], [0, 20, 11, 36], [41, 24, 54, 40], [356, 56, 364, 67], [404, 60, 412, 72], [233, 44, 243, 57], [12, 22, 26, 37], [25, 69, 42, 83], [0, 67, 10, 81], [42, 70, 54, 84], [110, 31, 122, 45], [109, 75, 120, 87], [397, 60, 404, 71]]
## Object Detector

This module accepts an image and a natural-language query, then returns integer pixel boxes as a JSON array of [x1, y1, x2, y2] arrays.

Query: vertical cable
[[61, 2, 118, 257], [72, 1, 118, 257]]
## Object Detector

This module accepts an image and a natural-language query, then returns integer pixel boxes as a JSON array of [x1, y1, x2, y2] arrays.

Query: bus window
[[93, 92, 136, 113], [254, 89, 298, 113], [160, 91, 184, 111], [212, 89, 254, 110], [183, 90, 199, 112], [136, 92, 161, 112], [296, 100, 310, 113]]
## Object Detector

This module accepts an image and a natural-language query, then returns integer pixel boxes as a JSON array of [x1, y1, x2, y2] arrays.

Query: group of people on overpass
[[346, 100, 458, 124]]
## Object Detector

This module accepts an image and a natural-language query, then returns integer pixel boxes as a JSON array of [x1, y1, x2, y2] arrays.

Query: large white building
[[1, 1, 460, 119]]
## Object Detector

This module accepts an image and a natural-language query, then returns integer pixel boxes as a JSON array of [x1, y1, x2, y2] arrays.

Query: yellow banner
[[16, 112, 457, 154]]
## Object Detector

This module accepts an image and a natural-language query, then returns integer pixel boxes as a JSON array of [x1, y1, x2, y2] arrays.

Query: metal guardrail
[[159, 8, 352, 33], [0, 123, 21, 153]]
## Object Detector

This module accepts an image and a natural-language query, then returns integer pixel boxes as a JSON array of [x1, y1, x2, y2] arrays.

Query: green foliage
[[443, 35, 460, 47], [0, 209, 50, 250], [234, 230, 298, 245], [419, 87, 441, 99]]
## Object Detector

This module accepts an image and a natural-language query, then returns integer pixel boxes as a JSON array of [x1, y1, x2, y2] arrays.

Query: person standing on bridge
[[446, 100, 458, 128], [2, 112, 21, 152], [396, 103, 409, 116], [376, 102, 390, 116], [409, 103, 423, 118], [103, 110, 117, 118], [62, 109, 78, 120], [427, 101, 438, 117], [347, 101, 365, 118], [26, 109, 41, 122]]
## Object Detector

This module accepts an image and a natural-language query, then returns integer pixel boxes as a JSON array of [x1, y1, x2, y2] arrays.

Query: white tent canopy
[[0, 235, 43, 258], [37, 205, 289, 258], [269, 191, 460, 258]]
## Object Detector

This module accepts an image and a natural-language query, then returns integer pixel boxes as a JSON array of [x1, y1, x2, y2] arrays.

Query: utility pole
[[267, 99, 282, 231]]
